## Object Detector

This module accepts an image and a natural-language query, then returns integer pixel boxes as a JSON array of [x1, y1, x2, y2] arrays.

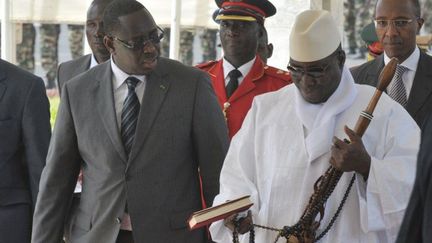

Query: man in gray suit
[[31, 1, 229, 243], [57, 0, 113, 94], [351, 0, 432, 127], [56, 1, 114, 242], [0, 59, 51, 243]]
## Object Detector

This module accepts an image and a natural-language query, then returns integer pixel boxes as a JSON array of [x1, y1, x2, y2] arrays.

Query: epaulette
[[263, 65, 292, 82], [195, 60, 218, 70]]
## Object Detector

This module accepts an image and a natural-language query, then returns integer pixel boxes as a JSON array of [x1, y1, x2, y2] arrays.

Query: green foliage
[[49, 96, 60, 130]]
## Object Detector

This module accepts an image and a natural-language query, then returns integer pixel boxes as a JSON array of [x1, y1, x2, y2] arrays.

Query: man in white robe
[[210, 10, 420, 243]]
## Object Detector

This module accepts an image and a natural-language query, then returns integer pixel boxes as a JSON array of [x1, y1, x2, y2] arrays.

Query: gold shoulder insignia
[[264, 65, 291, 81]]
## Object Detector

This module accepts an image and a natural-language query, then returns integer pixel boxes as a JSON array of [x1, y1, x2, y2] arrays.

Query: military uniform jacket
[[197, 56, 291, 138]]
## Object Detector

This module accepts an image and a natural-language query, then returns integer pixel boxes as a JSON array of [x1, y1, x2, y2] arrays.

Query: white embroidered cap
[[289, 10, 341, 62]]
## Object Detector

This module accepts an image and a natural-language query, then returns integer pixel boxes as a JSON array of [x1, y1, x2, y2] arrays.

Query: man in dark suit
[[31, 1, 229, 243], [351, 0, 432, 127], [57, 0, 113, 94], [396, 113, 432, 243], [0, 59, 51, 243]]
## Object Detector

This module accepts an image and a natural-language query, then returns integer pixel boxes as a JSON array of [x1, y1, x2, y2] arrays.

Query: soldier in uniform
[[200, 29, 218, 63], [355, 0, 377, 59], [344, 0, 358, 55], [67, 24, 84, 60], [197, 0, 292, 138], [360, 22, 383, 61], [179, 30, 194, 65], [16, 23, 36, 73], [40, 24, 61, 89], [160, 27, 170, 58]]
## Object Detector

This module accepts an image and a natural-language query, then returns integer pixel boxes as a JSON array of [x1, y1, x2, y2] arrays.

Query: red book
[[188, 195, 253, 230]]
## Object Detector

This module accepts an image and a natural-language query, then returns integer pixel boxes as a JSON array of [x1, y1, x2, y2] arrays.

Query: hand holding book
[[188, 195, 253, 230], [224, 210, 253, 234]]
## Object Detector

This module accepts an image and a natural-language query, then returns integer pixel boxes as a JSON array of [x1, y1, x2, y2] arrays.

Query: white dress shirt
[[110, 60, 146, 130], [222, 56, 256, 87], [90, 54, 99, 69]]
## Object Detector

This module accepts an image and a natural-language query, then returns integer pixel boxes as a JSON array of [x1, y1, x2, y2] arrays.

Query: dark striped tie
[[121, 77, 140, 157], [388, 65, 409, 107]]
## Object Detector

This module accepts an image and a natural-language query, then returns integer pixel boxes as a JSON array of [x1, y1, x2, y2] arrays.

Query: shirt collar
[[222, 56, 256, 80], [384, 46, 420, 71], [90, 54, 99, 69], [110, 58, 146, 90]]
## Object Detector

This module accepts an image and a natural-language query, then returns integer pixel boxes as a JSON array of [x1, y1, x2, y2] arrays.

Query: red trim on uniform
[[222, 2, 267, 17]]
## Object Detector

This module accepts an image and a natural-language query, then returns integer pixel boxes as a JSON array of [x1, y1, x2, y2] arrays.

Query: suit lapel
[[208, 60, 227, 105], [128, 58, 170, 163], [78, 54, 92, 73], [406, 52, 432, 117], [68, 55, 92, 81], [94, 63, 128, 163]]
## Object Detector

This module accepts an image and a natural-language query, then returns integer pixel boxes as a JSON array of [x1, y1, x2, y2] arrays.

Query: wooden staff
[[353, 58, 398, 136]]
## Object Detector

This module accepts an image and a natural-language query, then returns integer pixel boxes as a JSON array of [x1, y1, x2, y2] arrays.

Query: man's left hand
[[330, 125, 371, 179]]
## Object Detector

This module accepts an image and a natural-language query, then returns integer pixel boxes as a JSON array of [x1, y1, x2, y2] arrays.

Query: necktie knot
[[395, 65, 408, 77], [126, 77, 140, 90], [226, 69, 241, 98], [228, 69, 242, 80]]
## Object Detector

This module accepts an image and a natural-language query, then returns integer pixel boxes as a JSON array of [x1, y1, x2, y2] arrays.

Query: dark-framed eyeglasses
[[112, 26, 164, 50], [373, 18, 416, 29], [287, 63, 331, 79]]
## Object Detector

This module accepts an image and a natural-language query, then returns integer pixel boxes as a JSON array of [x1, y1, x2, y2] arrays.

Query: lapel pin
[[160, 84, 166, 90]]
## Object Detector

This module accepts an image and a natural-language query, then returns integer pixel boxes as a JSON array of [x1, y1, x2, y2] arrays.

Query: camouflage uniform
[[16, 23, 36, 72], [200, 29, 217, 63], [344, 0, 357, 54], [67, 24, 84, 60], [160, 27, 170, 58], [355, 0, 376, 58], [422, 0, 432, 33], [179, 30, 194, 65], [40, 24, 60, 89]]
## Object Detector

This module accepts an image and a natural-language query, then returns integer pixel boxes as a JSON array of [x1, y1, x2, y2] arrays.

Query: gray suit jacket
[[57, 54, 93, 242], [32, 57, 229, 243], [351, 51, 432, 127], [0, 59, 51, 242], [57, 54, 91, 95]]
